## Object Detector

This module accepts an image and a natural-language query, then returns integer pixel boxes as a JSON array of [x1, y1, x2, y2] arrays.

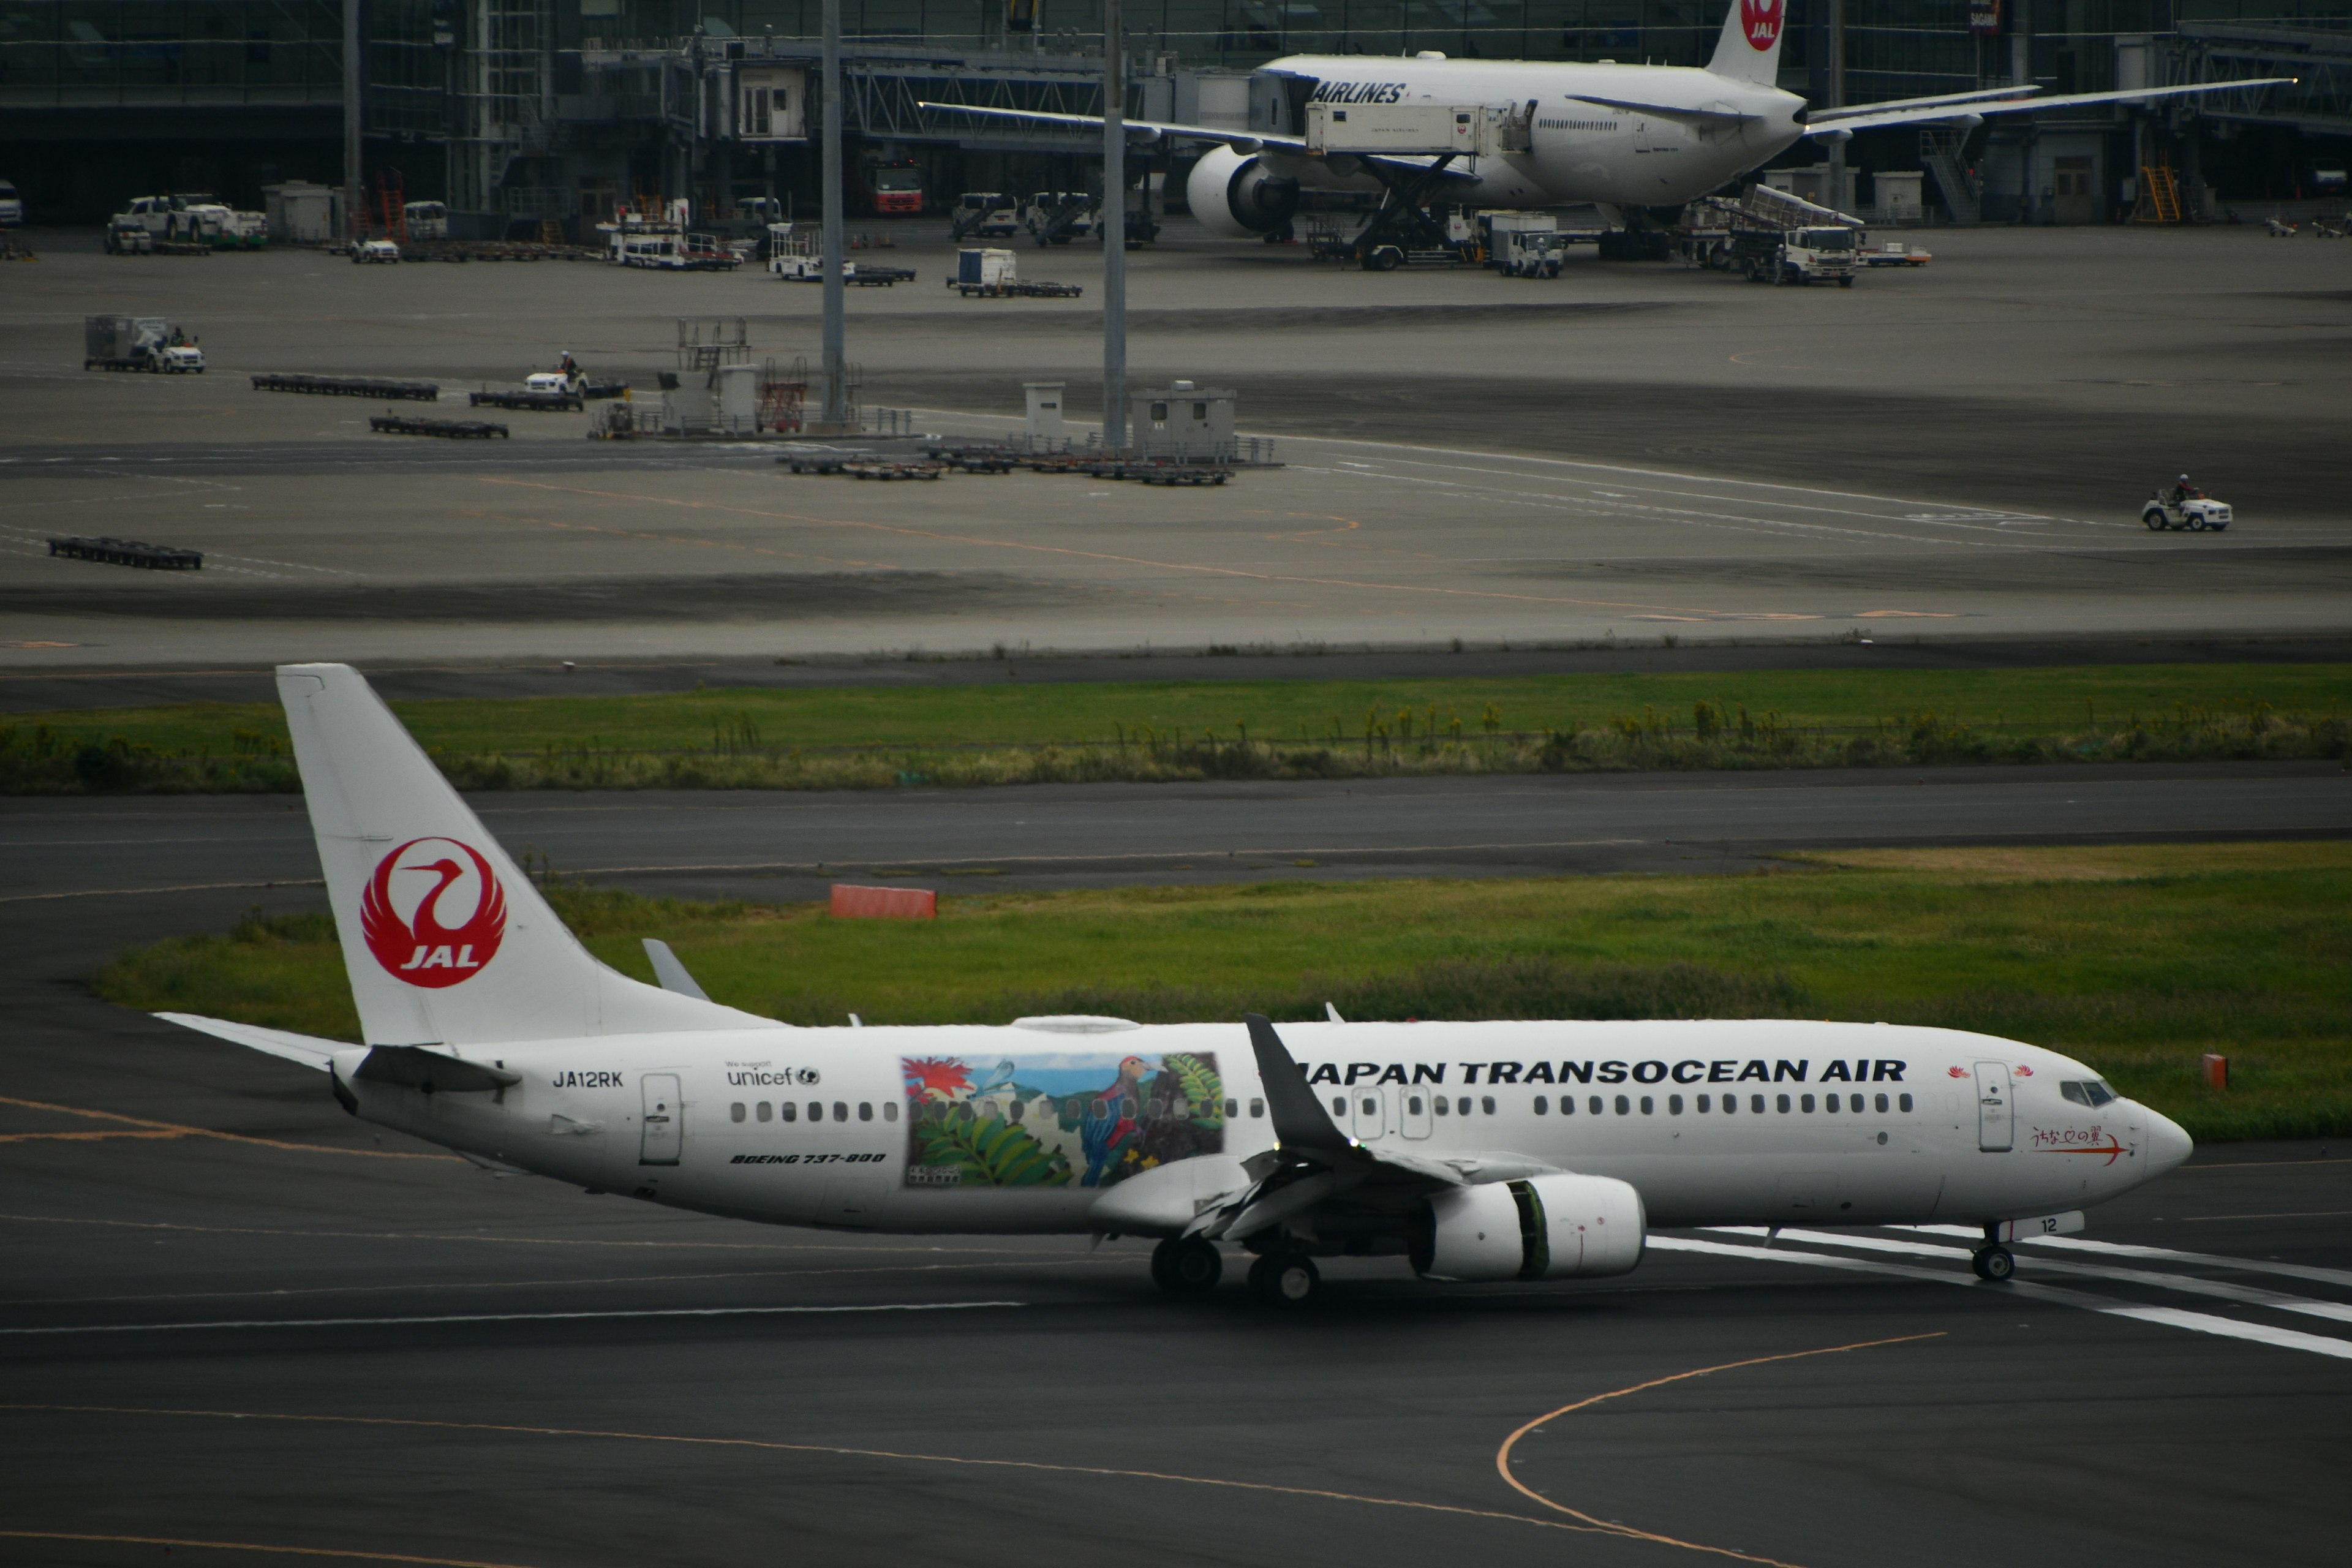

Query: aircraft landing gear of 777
[[1150, 1236, 1223, 1295], [1972, 1243, 2017, 1282], [1248, 1250, 1322, 1307]]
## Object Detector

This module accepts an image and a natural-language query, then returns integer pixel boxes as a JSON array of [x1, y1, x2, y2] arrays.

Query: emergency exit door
[[1973, 1062, 2013, 1153], [641, 1073, 682, 1164]]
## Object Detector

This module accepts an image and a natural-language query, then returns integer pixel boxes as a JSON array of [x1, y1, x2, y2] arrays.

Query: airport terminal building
[[1, 1, 2345, 230]]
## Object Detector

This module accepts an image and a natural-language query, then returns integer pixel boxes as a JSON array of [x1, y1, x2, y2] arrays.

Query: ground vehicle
[[118, 197, 175, 238], [1480, 211, 1562, 276], [952, 191, 1020, 240], [352, 238, 402, 263], [0, 179, 22, 225], [862, 159, 924, 215], [83, 315, 203, 372], [166, 194, 233, 244], [1738, 225, 1856, 285], [217, 209, 268, 249], [403, 201, 449, 240], [2143, 488, 2233, 531], [1022, 190, 1097, 244], [948, 246, 1082, 298], [104, 217, 154, 255]]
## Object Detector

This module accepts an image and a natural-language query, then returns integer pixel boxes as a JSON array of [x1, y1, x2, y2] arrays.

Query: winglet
[[1243, 1013, 1352, 1154], [643, 938, 712, 1001]]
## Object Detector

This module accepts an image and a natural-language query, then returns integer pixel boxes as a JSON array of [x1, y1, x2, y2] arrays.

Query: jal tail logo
[[1741, 0, 1784, 50], [360, 837, 508, 987]]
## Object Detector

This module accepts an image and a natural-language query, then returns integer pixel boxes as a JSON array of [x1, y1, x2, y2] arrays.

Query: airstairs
[[1919, 127, 1981, 225]]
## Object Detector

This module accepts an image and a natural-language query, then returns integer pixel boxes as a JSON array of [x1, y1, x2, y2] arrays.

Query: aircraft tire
[[1971, 1245, 2016, 1283], [1170, 1238, 1223, 1294], [1251, 1251, 1321, 1307]]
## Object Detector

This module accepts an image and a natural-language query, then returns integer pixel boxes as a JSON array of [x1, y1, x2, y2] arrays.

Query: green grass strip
[[6, 663, 2347, 793], [96, 841, 2352, 1144]]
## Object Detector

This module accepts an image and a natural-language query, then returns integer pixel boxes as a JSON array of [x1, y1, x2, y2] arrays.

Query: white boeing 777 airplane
[[162, 665, 2193, 1306], [924, 2, 2288, 240]]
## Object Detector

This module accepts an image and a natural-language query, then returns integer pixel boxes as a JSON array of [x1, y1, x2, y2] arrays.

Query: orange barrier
[[830, 884, 937, 920], [2200, 1053, 2229, 1091]]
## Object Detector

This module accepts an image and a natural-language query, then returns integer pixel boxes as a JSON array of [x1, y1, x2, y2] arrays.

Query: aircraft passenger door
[[1973, 1062, 2013, 1153], [1400, 1084, 1433, 1140], [640, 1073, 682, 1165], [1352, 1087, 1385, 1141]]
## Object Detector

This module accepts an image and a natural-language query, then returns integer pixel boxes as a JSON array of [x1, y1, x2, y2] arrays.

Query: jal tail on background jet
[[265, 663, 769, 1047], [1706, 0, 1788, 85]]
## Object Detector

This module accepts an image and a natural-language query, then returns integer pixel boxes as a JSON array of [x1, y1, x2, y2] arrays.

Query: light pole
[[342, 0, 360, 240], [821, 0, 847, 426], [1100, 0, 1126, 451], [1825, 0, 1846, 214]]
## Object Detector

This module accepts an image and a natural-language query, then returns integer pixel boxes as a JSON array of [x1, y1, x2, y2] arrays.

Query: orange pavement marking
[[1494, 1331, 1948, 1567], [0, 1529, 541, 1568], [0, 1095, 449, 1161]]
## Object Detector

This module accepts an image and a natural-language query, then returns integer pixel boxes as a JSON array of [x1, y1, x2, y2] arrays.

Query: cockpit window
[[2061, 1080, 2119, 1107]]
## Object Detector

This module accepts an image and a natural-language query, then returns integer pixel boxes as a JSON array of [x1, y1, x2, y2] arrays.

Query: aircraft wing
[[1567, 94, 1762, 125], [1179, 1014, 1559, 1245], [156, 1011, 343, 1071], [1807, 77, 2296, 137], [913, 102, 1481, 181], [915, 100, 1310, 154]]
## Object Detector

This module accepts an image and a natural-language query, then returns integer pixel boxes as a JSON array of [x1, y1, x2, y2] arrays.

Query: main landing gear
[[1247, 1250, 1322, 1307], [1152, 1237, 1325, 1306], [1150, 1235, 1223, 1295]]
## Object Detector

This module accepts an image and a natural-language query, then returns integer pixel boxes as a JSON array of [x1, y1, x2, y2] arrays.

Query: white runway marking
[[1717, 1227, 2352, 1326], [1651, 1234, 2352, 1362], [1907, 1226, 2352, 1290], [0, 1300, 1026, 1335]]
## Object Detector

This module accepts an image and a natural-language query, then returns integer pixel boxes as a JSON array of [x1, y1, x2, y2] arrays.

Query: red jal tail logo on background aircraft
[[361, 837, 508, 987], [1741, 0, 1784, 49]]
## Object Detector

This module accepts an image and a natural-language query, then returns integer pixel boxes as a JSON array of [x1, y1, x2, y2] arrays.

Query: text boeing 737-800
[[919, 2, 2290, 241], [156, 665, 2194, 1306]]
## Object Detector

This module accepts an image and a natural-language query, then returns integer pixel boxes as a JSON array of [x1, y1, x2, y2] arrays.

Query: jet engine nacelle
[[1186, 145, 1301, 239], [1411, 1173, 1646, 1281]]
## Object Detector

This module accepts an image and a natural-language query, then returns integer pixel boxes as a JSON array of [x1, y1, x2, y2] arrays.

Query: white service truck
[[83, 315, 205, 372]]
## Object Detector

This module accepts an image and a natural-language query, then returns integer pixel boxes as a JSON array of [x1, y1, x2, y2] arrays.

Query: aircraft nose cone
[[2145, 1108, 2193, 1174]]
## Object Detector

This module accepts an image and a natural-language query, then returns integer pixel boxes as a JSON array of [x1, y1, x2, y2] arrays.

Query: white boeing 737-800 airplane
[[162, 665, 2193, 1306], [924, 2, 2288, 241]]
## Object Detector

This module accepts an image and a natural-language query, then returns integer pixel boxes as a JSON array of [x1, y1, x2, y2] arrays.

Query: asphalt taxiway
[[4, 220, 2347, 670], [4, 868, 2348, 1568], [6, 761, 2346, 903]]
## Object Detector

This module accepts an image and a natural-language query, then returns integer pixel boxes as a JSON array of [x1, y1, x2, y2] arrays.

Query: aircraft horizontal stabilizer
[[157, 1012, 342, 1072], [353, 1045, 521, 1095]]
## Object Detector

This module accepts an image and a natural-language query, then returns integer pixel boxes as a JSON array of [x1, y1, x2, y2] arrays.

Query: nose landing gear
[[1972, 1224, 2018, 1282]]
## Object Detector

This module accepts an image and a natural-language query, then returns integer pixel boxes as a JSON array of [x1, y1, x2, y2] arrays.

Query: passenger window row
[[729, 1101, 900, 1124], [1527, 1091, 1914, 1117]]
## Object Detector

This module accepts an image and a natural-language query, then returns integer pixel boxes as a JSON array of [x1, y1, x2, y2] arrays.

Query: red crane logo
[[361, 837, 508, 987], [1741, 0, 1784, 50]]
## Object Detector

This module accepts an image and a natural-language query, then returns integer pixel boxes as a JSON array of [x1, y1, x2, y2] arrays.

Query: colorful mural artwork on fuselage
[[900, 1051, 1225, 1189]]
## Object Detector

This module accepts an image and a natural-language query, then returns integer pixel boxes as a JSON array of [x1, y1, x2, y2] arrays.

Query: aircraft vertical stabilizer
[[276, 663, 772, 1046], [1706, 0, 1789, 85]]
